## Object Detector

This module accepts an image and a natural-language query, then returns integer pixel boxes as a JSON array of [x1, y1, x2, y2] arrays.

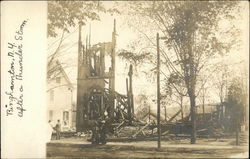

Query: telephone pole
[[157, 33, 161, 150], [76, 23, 82, 131]]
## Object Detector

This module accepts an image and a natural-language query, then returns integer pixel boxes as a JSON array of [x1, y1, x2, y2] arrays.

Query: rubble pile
[[114, 124, 154, 138]]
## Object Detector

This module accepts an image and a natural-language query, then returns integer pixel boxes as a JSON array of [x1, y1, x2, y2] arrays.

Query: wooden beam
[[132, 122, 151, 138], [168, 109, 182, 123], [162, 130, 169, 136]]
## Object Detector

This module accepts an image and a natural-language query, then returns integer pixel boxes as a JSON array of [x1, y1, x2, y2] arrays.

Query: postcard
[[1, 1, 249, 158]]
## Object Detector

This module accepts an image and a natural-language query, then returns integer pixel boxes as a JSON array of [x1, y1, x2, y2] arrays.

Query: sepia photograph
[[2, 0, 248, 158], [45, 1, 249, 158]]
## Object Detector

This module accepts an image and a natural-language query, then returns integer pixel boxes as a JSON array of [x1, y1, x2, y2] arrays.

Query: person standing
[[47, 120, 53, 142], [55, 119, 61, 140]]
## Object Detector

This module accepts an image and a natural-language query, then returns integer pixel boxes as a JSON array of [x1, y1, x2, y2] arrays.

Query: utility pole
[[156, 33, 161, 150], [110, 19, 116, 120], [76, 23, 82, 131], [126, 78, 131, 125], [111, 19, 116, 91]]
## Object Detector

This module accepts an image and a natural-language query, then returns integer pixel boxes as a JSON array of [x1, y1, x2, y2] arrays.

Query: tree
[[163, 73, 188, 122], [47, 1, 119, 80], [135, 94, 151, 120], [120, 1, 241, 144], [227, 77, 247, 145], [228, 78, 244, 120], [47, 1, 118, 38], [197, 83, 209, 121]]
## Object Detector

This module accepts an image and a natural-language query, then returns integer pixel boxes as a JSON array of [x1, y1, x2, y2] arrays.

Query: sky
[[47, 10, 154, 99], [47, 1, 249, 110]]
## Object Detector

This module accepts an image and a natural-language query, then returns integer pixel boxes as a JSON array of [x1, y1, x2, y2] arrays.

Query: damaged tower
[[76, 20, 134, 132]]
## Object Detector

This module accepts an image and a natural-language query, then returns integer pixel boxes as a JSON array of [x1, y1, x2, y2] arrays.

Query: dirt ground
[[47, 136, 248, 158]]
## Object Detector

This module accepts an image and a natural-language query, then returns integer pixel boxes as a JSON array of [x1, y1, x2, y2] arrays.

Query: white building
[[47, 60, 76, 131]]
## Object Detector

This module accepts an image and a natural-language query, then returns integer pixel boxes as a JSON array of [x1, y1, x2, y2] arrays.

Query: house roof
[[47, 60, 73, 89], [143, 106, 182, 121], [56, 60, 73, 89], [137, 103, 220, 122]]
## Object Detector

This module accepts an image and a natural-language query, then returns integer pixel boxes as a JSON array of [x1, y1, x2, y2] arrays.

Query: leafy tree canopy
[[48, 1, 119, 37], [120, 1, 242, 95]]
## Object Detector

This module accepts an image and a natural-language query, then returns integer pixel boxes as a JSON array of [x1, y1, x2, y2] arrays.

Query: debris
[[132, 122, 151, 138], [168, 109, 182, 123]]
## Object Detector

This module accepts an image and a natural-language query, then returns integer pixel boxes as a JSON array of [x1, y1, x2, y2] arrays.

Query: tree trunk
[[180, 96, 184, 122], [202, 93, 205, 121], [190, 92, 196, 144], [235, 106, 240, 146], [164, 106, 167, 121], [149, 106, 151, 122], [236, 126, 239, 146]]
